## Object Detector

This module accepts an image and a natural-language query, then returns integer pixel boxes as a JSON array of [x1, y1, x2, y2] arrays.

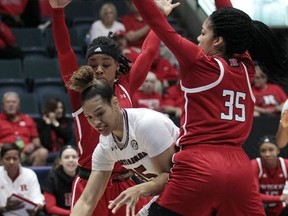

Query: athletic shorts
[[154, 144, 266, 216], [71, 175, 150, 216]]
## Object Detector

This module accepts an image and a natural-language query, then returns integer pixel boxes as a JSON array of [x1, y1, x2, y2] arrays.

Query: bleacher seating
[[28, 166, 52, 187], [38, 91, 73, 118], [11, 28, 48, 58], [0, 59, 24, 79], [0, 59, 27, 94]]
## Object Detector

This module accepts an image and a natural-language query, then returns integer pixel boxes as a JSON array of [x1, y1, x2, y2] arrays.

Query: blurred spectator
[[251, 135, 288, 216], [37, 97, 73, 164], [0, 143, 44, 215], [42, 145, 78, 216], [0, 0, 41, 27], [121, 0, 150, 48], [113, 30, 141, 63], [252, 65, 287, 116], [0, 92, 48, 166], [0, 21, 23, 59], [161, 79, 182, 118], [88, 2, 125, 44], [150, 52, 179, 88], [132, 71, 163, 111]]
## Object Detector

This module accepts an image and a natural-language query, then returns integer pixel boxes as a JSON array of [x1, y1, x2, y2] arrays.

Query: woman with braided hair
[[49, 0, 163, 214], [124, 0, 288, 215]]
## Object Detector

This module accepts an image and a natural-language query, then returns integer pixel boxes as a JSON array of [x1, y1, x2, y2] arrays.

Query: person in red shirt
[[0, 0, 28, 27], [49, 0, 161, 214], [161, 80, 182, 118], [0, 92, 48, 166], [132, 72, 163, 111], [150, 53, 179, 87], [114, 30, 141, 64], [121, 0, 150, 48], [252, 64, 287, 116], [251, 135, 288, 216], [0, 0, 41, 27], [128, 0, 288, 215], [0, 21, 23, 59]]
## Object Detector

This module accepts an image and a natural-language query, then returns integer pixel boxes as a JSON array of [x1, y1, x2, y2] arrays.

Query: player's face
[[253, 65, 267, 88], [3, 94, 20, 116], [60, 148, 78, 175], [197, 18, 220, 56], [1, 150, 20, 174], [87, 54, 118, 86], [83, 95, 119, 136], [260, 143, 279, 167]]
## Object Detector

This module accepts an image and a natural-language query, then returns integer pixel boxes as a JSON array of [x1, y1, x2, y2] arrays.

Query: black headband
[[86, 45, 120, 62]]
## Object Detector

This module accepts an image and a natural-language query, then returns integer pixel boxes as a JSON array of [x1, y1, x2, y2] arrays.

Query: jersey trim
[[72, 107, 84, 155], [241, 62, 256, 103], [180, 58, 224, 93], [256, 157, 287, 179], [256, 158, 263, 178], [177, 58, 224, 146], [118, 84, 132, 105], [279, 157, 288, 179]]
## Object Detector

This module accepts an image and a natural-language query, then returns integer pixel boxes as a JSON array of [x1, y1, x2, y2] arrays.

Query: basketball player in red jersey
[[49, 0, 161, 214], [125, 0, 288, 215], [251, 135, 288, 216]]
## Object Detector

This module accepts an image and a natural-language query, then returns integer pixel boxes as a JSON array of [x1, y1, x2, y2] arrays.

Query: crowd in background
[[0, 0, 288, 215]]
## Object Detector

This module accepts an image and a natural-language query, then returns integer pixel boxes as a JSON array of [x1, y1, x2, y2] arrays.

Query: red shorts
[[157, 145, 266, 216], [71, 175, 149, 216]]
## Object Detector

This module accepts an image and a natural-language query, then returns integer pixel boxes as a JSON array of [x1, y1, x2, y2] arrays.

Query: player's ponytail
[[249, 20, 288, 90]]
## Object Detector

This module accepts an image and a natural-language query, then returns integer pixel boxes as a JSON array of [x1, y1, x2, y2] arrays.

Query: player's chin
[[100, 129, 111, 136]]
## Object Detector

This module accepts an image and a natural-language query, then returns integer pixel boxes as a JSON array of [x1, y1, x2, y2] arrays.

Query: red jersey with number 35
[[131, 0, 256, 147]]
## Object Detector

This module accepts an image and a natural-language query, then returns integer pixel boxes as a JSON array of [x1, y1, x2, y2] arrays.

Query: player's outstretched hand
[[154, 0, 180, 16], [49, 0, 72, 8], [280, 110, 288, 128], [108, 185, 143, 216]]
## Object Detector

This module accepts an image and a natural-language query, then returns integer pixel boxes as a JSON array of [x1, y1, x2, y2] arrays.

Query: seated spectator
[[0, 143, 45, 215], [0, 21, 23, 59], [252, 64, 287, 116], [114, 30, 141, 63], [150, 52, 179, 88], [132, 71, 163, 111], [161, 79, 182, 118], [88, 2, 125, 44], [42, 145, 78, 216], [37, 97, 72, 164], [0, 0, 41, 27], [121, 0, 150, 48], [251, 135, 288, 216], [0, 92, 48, 166]]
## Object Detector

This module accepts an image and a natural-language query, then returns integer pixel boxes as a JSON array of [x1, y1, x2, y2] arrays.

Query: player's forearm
[[70, 193, 102, 216], [276, 123, 288, 148], [125, 25, 150, 43], [138, 173, 169, 197]]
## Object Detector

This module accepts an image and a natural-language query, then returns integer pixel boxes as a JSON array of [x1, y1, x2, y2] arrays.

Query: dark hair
[[209, 7, 288, 90], [0, 143, 20, 159], [53, 145, 77, 170], [209, 7, 252, 56], [43, 98, 65, 116], [258, 135, 277, 148], [86, 32, 131, 77], [68, 65, 115, 105], [59, 145, 77, 158]]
